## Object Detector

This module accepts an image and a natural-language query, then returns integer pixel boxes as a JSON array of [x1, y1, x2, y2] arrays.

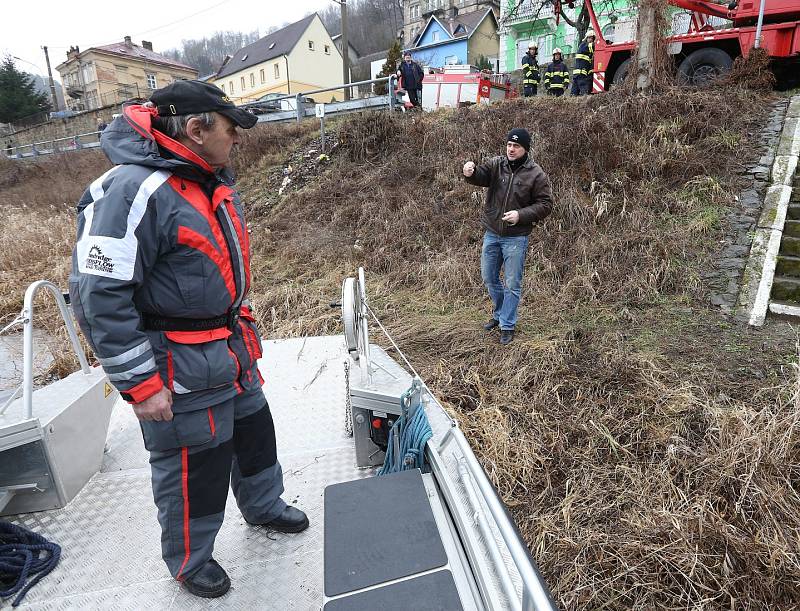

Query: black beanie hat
[[506, 128, 531, 151]]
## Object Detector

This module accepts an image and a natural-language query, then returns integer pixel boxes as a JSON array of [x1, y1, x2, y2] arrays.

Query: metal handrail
[[5, 131, 102, 158], [240, 75, 395, 107], [20, 281, 91, 419], [458, 458, 522, 611], [440, 426, 558, 611], [241, 75, 399, 122]]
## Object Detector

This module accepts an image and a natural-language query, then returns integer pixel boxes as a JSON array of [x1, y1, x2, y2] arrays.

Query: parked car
[[247, 93, 316, 114]]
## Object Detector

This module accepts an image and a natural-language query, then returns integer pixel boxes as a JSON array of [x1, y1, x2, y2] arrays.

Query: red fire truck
[[577, 0, 800, 91]]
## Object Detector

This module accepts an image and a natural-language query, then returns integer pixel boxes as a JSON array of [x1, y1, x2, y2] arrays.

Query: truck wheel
[[678, 48, 733, 86], [612, 58, 631, 86]]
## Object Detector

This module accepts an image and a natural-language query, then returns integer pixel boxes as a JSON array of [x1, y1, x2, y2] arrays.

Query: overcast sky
[[3, 0, 333, 78]]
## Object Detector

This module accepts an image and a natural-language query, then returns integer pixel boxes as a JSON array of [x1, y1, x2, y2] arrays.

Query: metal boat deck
[[8, 336, 371, 610]]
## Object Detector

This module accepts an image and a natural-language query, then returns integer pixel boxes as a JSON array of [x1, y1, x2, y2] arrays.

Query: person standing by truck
[[397, 51, 425, 108], [571, 29, 596, 96], [521, 44, 540, 97], [543, 48, 569, 96]]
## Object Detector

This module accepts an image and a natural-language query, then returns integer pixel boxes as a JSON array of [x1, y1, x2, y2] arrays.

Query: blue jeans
[[481, 231, 529, 330]]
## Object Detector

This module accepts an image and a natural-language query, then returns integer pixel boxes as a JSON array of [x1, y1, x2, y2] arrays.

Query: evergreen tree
[[374, 40, 402, 95], [0, 56, 51, 124]]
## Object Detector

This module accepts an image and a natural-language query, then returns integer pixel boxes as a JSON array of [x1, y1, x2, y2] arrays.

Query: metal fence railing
[[4, 75, 403, 159], [239, 75, 401, 123], [4, 130, 103, 160]]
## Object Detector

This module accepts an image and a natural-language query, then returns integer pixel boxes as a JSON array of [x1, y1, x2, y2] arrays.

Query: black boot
[[182, 558, 230, 598], [500, 330, 515, 345], [248, 505, 310, 533], [484, 318, 499, 331]]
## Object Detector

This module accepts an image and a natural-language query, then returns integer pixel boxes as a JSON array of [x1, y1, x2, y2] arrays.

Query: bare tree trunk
[[636, 2, 658, 91]]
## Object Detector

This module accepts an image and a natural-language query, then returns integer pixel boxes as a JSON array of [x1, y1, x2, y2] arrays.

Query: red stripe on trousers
[[176, 447, 191, 580], [176, 226, 236, 300]]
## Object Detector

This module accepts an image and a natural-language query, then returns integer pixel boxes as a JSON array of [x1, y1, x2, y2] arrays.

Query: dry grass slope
[[1, 86, 797, 609], [248, 89, 800, 609]]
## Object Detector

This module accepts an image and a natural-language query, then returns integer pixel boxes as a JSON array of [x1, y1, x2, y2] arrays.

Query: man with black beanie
[[463, 128, 553, 345]]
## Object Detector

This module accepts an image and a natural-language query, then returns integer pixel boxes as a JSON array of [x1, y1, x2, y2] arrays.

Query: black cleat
[[484, 319, 500, 331], [181, 558, 230, 598], [500, 330, 515, 345]]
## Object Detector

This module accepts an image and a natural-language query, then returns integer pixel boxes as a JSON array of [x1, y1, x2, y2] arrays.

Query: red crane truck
[[578, 0, 800, 91]]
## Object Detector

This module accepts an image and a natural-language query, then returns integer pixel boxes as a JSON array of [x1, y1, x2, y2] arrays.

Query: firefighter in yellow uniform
[[521, 44, 540, 97], [571, 29, 596, 96], [543, 48, 569, 97]]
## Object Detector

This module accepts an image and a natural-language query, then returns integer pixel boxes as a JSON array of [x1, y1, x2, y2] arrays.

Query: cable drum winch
[[340, 268, 416, 467]]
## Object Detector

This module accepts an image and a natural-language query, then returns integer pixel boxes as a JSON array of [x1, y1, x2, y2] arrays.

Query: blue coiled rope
[[378, 387, 433, 476], [0, 520, 61, 607]]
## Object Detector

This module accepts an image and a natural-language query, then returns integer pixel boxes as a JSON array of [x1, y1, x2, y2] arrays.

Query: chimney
[[124, 35, 133, 47], [142, 40, 153, 51], [67, 45, 81, 60]]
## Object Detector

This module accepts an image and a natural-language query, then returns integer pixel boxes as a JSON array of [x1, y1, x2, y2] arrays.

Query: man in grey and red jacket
[[69, 80, 307, 598], [463, 128, 553, 345]]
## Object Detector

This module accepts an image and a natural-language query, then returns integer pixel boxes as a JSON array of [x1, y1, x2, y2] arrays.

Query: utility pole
[[341, 0, 350, 100], [42, 46, 60, 112]]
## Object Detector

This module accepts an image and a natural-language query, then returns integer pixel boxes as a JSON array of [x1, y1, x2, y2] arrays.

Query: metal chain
[[343, 359, 353, 437]]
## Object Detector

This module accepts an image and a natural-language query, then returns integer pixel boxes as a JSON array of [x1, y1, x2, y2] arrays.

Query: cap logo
[[512, 135, 519, 141], [222, 95, 231, 103], [169, 104, 176, 115]]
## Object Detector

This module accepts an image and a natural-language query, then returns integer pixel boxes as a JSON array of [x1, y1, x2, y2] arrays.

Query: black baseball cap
[[151, 80, 258, 129]]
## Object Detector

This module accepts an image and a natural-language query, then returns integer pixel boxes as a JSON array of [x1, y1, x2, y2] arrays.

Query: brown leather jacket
[[464, 155, 553, 236]]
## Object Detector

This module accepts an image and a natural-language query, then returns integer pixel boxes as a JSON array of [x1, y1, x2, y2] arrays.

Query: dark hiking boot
[[248, 506, 310, 533], [182, 558, 230, 598], [484, 319, 499, 331], [500, 330, 515, 346]]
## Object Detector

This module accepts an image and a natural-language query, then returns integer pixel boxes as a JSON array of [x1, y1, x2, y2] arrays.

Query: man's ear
[[184, 117, 205, 146]]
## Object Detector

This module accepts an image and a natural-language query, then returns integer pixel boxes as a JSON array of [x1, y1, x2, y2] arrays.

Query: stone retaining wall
[[705, 98, 789, 314], [2, 105, 118, 151]]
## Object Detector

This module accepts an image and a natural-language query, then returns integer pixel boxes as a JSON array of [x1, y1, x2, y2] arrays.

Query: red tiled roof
[[93, 41, 196, 72]]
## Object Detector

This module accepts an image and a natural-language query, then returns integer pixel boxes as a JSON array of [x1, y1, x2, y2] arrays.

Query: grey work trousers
[[140, 386, 286, 580]]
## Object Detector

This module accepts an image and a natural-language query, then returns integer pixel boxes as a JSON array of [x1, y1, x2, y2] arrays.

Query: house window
[[324, 44, 330, 54], [260, 69, 265, 83], [445, 55, 458, 65], [146, 73, 157, 89], [250, 73, 255, 87], [229, 80, 234, 93], [274, 63, 280, 79], [432, 31, 440, 42], [240, 76, 246, 90], [308, 40, 315, 51], [410, 4, 419, 18]]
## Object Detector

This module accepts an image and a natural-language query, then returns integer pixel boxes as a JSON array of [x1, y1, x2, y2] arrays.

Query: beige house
[[210, 13, 345, 104], [56, 37, 197, 112]]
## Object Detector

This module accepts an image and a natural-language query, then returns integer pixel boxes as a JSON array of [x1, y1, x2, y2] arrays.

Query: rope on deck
[[0, 520, 61, 607], [378, 387, 433, 476]]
